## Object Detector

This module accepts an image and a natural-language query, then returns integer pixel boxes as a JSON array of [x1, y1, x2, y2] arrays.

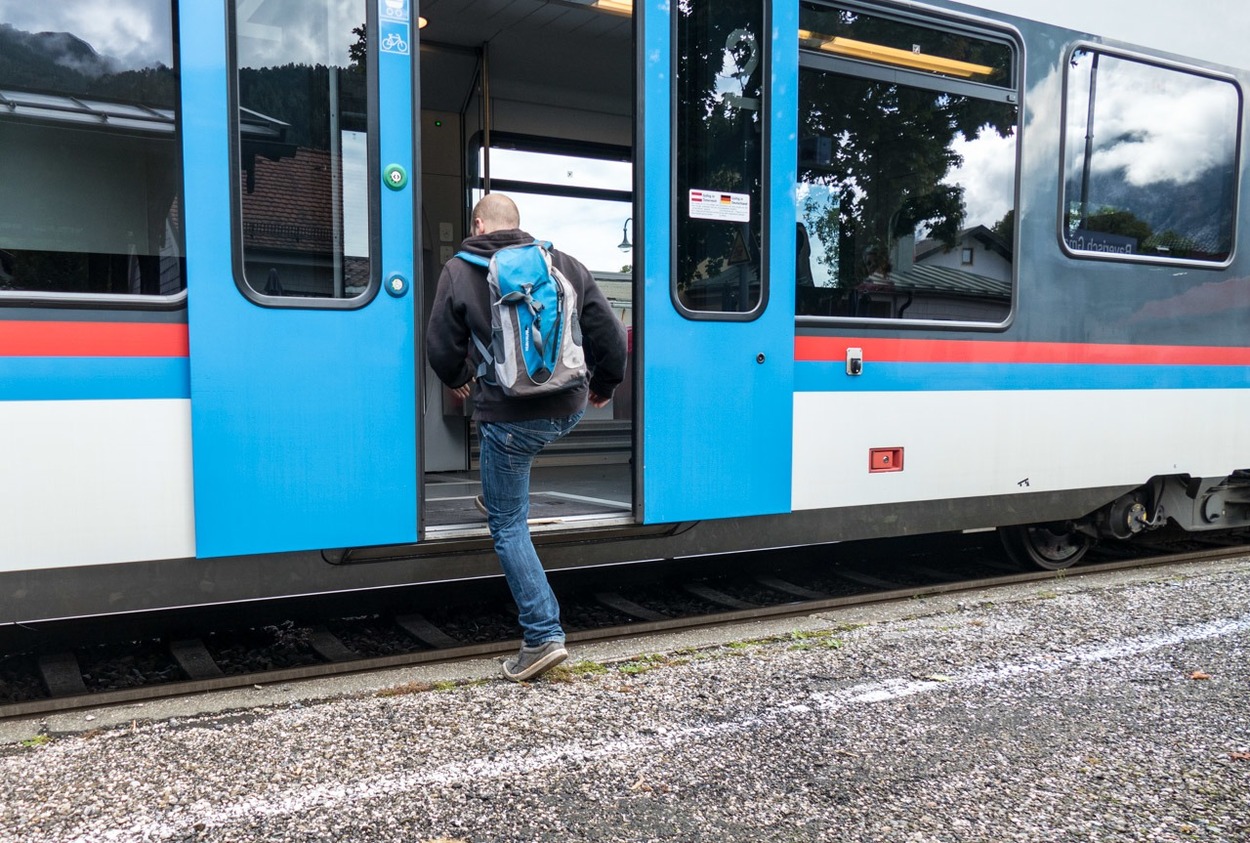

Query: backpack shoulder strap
[[453, 252, 494, 380], [454, 251, 490, 268], [470, 332, 493, 381]]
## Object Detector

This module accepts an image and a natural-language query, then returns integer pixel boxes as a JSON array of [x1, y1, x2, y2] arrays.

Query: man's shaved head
[[472, 193, 521, 234]]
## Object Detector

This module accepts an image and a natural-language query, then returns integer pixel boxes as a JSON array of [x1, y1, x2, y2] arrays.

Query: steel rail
[[3, 543, 1247, 722]]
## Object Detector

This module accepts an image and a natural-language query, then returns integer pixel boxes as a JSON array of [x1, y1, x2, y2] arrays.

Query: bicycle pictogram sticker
[[382, 31, 408, 53]]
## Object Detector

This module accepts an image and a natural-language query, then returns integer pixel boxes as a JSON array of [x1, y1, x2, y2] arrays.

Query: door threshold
[[426, 513, 636, 542]]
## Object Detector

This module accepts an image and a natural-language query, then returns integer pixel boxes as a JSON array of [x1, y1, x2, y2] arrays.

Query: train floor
[[423, 461, 633, 537]]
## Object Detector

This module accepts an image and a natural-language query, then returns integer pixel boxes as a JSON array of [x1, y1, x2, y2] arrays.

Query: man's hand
[[452, 381, 473, 400], [588, 392, 611, 409]]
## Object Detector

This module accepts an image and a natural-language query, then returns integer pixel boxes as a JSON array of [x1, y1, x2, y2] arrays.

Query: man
[[427, 193, 627, 682]]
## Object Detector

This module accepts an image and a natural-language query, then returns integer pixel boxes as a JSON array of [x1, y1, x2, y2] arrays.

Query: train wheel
[[997, 523, 1091, 571]]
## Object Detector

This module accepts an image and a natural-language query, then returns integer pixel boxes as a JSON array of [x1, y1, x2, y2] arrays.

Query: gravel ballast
[[2, 558, 1249, 842]]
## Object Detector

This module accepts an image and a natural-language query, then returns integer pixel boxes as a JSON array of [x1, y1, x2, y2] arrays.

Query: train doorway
[[415, 1, 636, 539]]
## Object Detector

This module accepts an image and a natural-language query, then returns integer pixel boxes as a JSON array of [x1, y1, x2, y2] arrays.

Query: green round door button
[[383, 164, 408, 190]]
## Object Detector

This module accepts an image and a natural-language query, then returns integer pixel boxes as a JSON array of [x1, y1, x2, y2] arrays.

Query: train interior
[[415, 0, 636, 538]]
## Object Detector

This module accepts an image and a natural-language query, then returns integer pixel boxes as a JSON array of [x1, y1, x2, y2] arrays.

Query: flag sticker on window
[[689, 189, 750, 223]]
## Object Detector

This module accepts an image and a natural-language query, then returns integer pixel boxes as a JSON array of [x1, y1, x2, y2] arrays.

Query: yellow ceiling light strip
[[595, 0, 633, 15], [798, 30, 993, 79]]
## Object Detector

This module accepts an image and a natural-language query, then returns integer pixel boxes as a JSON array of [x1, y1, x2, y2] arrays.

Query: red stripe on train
[[0, 322, 189, 357], [795, 336, 1250, 366]]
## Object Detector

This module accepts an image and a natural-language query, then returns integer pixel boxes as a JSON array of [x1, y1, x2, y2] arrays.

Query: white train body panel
[[0, 400, 196, 572], [793, 390, 1250, 511]]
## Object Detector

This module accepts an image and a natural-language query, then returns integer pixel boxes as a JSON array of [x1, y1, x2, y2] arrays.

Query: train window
[[0, 2, 184, 299], [1062, 50, 1240, 266], [471, 138, 633, 277], [674, 0, 766, 318], [796, 4, 1018, 324], [231, 0, 373, 302]]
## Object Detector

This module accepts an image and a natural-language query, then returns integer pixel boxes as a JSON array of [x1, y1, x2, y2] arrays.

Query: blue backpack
[[456, 241, 588, 398]]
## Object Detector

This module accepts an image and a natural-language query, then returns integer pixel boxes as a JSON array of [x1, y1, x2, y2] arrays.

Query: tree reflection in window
[[796, 5, 1017, 323], [674, 0, 765, 316]]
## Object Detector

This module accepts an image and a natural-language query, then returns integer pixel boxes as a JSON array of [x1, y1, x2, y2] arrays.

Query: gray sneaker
[[501, 640, 568, 682]]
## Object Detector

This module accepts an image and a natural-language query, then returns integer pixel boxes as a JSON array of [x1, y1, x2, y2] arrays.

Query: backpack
[[456, 241, 588, 398]]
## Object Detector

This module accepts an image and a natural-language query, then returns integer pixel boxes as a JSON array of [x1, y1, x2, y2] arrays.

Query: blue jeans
[[478, 410, 584, 646]]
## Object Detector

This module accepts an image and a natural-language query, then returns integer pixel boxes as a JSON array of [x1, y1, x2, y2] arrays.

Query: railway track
[[4, 533, 1249, 722]]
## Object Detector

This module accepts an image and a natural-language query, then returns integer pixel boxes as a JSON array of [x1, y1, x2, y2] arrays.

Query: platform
[[4, 557, 1249, 842]]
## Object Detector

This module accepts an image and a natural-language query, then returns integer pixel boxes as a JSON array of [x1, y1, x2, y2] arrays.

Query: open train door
[[638, 1, 797, 524], [181, 0, 419, 557]]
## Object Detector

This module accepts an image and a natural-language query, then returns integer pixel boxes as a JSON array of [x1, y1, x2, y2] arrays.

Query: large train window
[[471, 135, 633, 277], [1062, 50, 1240, 266], [674, 0, 766, 318], [795, 4, 1018, 324], [230, 0, 373, 303], [0, 2, 184, 300]]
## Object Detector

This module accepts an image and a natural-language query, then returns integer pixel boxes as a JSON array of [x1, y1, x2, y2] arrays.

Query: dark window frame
[[226, 0, 381, 310], [795, 1, 1022, 331], [467, 131, 633, 205], [465, 131, 634, 281], [670, 0, 772, 322], [0, 2, 186, 309], [1057, 43, 1243, 270]]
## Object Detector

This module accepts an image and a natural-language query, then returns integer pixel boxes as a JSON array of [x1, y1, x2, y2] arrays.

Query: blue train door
[[181, 0, 418, 557], [639, 1, 797, 523]]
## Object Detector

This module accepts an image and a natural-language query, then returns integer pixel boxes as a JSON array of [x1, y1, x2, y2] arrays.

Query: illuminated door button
[[385, 274, 409, 297], [383, 164, 408, 190]]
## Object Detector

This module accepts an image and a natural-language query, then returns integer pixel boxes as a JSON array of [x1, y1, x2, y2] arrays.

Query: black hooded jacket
[[426, 228, 628, 422]]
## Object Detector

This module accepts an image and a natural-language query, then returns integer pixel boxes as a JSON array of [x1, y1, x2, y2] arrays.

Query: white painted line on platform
[[795, 613, 1250, 713], [62, 611, 1250, 842]]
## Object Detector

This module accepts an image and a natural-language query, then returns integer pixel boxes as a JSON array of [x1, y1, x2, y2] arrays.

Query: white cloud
[[946, 127, 1017, 229], [236, 0, 365, 69], [0, 0, 171, 68], [519, 195, 633, 275], [1066, 54, 1239, 188], [0, 0, 367, 71]]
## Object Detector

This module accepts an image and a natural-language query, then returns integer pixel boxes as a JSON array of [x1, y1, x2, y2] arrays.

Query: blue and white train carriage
[[2, 0, 1248, 625]]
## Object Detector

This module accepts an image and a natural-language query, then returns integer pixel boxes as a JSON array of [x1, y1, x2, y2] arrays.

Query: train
[[2, 0, 1248, 629]]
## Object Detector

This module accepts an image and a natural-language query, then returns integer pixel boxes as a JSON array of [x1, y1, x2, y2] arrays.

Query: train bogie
[[1157, 476, 1250, 534]]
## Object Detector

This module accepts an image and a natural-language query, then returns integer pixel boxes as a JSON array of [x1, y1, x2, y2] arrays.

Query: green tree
[[348, 24, 367, 74], [992, 209, 1015, 252], [1083, 207, 1152, 242]]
